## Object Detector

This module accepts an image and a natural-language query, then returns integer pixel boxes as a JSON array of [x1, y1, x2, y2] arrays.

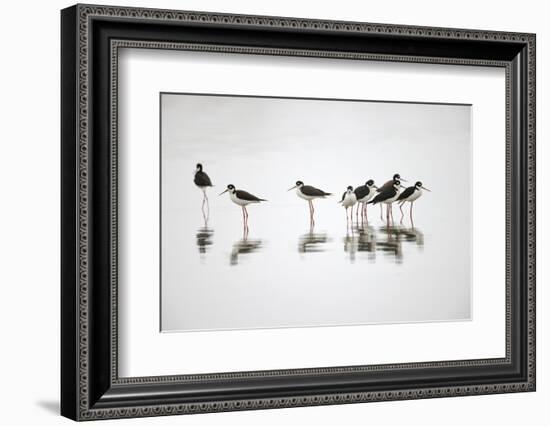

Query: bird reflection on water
[[230, 228, 264, 266], [195, 213, 214, 258], [196, 226, 214, 255], [195, 220, 424, 265], [356, 225, 377, 262], [375, 225, 424, 263], [375, 228, 403, 264], [378, 225, 424, 248], [342, 224, 424, 264], [343, 230, 359, 263], [298, 226, 330, 254]]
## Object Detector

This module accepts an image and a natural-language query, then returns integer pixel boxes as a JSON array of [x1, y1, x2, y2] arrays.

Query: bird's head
[[347, 186, 353, 192], [219, 184, 235, 195], [195, 163, 203, 172], [366, 179, 375, 188], [287, 181, 304, 191], [416, 181, 431, 191], [393, 180, 404, 190]]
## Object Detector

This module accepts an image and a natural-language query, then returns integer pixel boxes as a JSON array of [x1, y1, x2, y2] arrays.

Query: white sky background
[[162, 95, 471, 196], [161, 93, 472, 332]]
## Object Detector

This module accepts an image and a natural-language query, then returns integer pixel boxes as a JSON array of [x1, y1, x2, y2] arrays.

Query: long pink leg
[[410, 202, 414, 228], [243, 219, 249, 239], [203, 189, 209, 212], [380, 204, 383, 222], [242, 205, 249, 236], [244, 206, 249, 230], [399, 202, 405, 224], [202, 205, 207, 224], [356, 202, 359, 222]]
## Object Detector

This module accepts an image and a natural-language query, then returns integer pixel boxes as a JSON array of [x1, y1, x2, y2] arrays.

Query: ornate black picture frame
[[61, 3, 536, 421]]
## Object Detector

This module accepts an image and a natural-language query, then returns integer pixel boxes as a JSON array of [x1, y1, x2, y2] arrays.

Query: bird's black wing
[[397, 186, 415, 201], [302, 185, 331, 197], [368, 187, 395, 204], [376, 179, 393, 193], [354, 185, 369, 200], [340, 191, 346, 202], [194, 171, 212, 187], [235, 189, 266, 202]]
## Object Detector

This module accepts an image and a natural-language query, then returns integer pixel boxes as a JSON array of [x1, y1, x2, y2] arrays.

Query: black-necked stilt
[[397, 181, 430, 226], [288, 181, 332, 226], [194, 163, 213, 215], [219, 184, 267, 231], [339, 186, 358, 226], [354, 179, 377, 223], [376, 174, 407, 222], [368, 180, 404, 224]]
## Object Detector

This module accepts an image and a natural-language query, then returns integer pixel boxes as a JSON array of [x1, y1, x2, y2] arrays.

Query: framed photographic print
[[61, 4, 536, 421]]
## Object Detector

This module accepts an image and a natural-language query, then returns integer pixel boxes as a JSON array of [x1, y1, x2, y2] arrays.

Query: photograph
[[160, 93, 472, 332], [57, 2, 536, 421]]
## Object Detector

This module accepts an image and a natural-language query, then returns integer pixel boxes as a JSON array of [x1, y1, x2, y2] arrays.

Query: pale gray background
[[161, 93, 471, 332]]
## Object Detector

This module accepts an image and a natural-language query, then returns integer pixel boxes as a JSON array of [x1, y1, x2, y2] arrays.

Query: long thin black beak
[[373, 185, 378, 189], [421, 186, 431, 192], [400, 184, 407, 189], [219, 189, 228, 196], [400, 177, 408, 182], [287, 186, 297, 192]]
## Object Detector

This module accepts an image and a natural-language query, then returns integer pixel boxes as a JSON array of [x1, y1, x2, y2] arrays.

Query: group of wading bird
[[194, 163, 430, 229]]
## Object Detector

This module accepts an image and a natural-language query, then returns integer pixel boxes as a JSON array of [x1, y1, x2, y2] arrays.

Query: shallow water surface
[[161, 199, 470, 332]]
